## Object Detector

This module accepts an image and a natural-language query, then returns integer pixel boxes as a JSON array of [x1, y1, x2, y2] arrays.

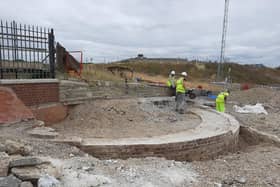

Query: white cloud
[[0, 0, 279, 66]]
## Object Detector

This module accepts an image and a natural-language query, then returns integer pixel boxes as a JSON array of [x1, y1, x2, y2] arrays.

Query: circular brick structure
[[72, 107, 240, 161]]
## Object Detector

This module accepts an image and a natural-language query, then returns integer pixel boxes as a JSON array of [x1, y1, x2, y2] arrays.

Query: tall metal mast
[[217, 0, 230, 81]]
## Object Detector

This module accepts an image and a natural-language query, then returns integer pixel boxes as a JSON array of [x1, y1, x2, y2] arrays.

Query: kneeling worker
[[176, 72, 188, 114], [216, 91, 230, 112], [166, 70, 176, 96]]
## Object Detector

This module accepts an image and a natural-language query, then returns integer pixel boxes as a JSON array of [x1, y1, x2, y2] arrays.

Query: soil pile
[[52, 98, 200, 138]]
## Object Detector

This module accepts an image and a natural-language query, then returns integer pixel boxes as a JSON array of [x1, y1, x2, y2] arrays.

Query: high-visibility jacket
[[166, 76, 176, 88], [176, 77, 186, 93], [216, 92, 229, 103]]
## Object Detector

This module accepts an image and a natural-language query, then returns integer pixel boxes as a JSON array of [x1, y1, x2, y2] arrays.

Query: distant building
[[252, 64, 265, 68], [137, 54, 145, 59]]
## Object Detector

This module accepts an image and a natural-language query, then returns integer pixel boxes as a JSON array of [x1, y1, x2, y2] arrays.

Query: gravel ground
[[192, 144, 280, 187], [50, 156, 198, 187]]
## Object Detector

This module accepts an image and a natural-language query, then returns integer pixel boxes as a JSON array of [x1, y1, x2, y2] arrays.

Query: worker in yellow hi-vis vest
[[175, 72, 188, 114], [166, 70, 176, 96], [216, 91, 230, 112]]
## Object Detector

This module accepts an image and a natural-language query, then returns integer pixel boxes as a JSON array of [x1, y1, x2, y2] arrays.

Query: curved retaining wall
[[77, 107, 240, 161]]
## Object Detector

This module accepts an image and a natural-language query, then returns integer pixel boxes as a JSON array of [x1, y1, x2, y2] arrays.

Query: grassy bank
[[81, 59, 280, 85]]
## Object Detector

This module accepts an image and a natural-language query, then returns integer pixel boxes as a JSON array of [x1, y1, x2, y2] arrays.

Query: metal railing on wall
[[0, 20, 55, 79]]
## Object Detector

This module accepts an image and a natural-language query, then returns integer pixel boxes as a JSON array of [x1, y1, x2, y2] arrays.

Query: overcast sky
[[1, 0, 279, 67]]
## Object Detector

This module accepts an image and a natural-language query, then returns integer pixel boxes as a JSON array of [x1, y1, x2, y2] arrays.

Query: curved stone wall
[[78, 107, 240, 161]]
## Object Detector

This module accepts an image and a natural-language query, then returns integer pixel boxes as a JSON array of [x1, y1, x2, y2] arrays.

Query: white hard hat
[[181, 72, 187, 77], [170, 70, 175, 75]]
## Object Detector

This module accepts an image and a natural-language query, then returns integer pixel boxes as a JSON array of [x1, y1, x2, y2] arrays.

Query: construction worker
[[166, 70, 176, 96], [216, 91, 230, 112], [176, 72, 188, 114]]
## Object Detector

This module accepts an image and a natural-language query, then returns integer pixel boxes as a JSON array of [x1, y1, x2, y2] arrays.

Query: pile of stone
[[0, 140, 61, 187]]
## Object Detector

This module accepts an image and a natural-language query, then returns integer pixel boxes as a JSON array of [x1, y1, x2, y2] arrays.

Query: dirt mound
[[52, 98, 200, 138]]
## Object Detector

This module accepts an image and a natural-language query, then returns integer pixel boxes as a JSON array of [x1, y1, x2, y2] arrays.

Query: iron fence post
[[0, 20, 3, 79], [48, 29, 55, 78], [0, 43, 2, 79]]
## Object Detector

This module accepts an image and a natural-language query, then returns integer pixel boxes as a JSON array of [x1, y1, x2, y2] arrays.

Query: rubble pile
[[0, 139, 61, 187]]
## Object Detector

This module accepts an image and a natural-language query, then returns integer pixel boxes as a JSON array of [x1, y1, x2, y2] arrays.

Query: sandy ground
[[1, 88, 280, 186], [52, 98, 200, 138]]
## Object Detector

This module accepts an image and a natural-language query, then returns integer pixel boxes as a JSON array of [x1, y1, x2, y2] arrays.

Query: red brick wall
[[3, 83, 59, 106], [80, 129, 240, 161]]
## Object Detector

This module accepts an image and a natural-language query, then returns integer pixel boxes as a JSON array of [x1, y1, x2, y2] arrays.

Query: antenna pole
[[217, 0, 230, 81]]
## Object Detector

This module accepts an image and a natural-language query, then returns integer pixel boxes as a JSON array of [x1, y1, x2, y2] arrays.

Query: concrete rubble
[[0, 140, 61, 187], [9, 157, 48, 168], [38, 175, 61, 187], [11, 163, 60, 181], [0, 155, 10, 177], [20, 181, 33, 187], [28, 127, 59, 139], [4, 140, 32, 156], [0, 175, 22, 187]]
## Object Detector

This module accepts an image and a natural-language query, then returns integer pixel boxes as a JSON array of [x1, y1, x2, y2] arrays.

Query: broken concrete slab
[[9, 157, 48, 168], [0, 175, 22, 187], [234, 176, 247, 184], [0, 144, 5, 152], [0, 158, 10, 177], [4, 140, 31, 156], [52, 136, 82, 147], [0, 152, 9, 158], [32, 120, 45, 128], [4, 140, 24, 155], [28, 127, 59, 139], [11, 164, 61, 181], [0, 152, 9, 177], [38, 175, 60, 187], [20, 181, 33, 187]]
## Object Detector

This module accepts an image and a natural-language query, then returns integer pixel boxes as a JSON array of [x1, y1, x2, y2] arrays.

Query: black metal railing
[[0, 20, 55, 79]]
